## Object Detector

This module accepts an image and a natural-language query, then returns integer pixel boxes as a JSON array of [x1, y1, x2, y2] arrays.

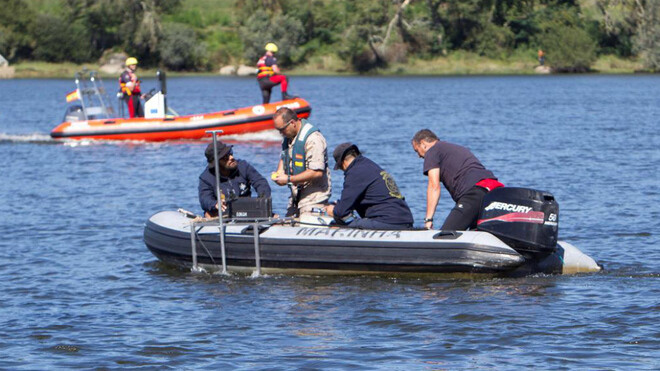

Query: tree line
[[0, 0, 658, 72]]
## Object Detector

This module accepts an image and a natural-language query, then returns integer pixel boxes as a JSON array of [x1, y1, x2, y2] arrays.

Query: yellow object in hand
[[271, 172, 280, 180]]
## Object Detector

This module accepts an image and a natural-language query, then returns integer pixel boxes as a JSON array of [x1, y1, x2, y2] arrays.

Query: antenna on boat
[[157, 70, 167, 115], [207, 129, 228, 275]]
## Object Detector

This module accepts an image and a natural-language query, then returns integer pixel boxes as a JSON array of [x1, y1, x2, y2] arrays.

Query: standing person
[[411, 129, 504, 231], [257, 43, 294, 104], [538, 49, 545, 66], [271, 107, 331, 217], [119, 57, 144, 118], [199, 141, 271, 218], [325, 143, 413, 230]]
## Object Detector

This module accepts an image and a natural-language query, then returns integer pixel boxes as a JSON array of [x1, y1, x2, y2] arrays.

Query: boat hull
[[144, 211, 531, 275], [51, 98, 311, 141]]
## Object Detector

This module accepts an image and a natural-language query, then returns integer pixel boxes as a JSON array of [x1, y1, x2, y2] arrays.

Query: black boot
[[282, 91, 297, 101]]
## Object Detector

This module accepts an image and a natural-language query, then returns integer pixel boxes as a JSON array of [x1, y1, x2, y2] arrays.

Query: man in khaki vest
[[271, 107, 331, 217]]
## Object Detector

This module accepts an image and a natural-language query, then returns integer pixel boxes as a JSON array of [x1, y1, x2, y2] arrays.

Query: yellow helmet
[[265, 43, 278, 53], [125, 57, 138, 66]]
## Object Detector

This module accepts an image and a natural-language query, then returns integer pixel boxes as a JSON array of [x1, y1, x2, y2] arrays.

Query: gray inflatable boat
[[143, 210, 600, 276]]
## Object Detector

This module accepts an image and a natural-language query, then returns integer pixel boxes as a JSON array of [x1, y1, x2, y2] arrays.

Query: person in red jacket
[[257, 43, 294, 104], [119, 57, 144, 118]]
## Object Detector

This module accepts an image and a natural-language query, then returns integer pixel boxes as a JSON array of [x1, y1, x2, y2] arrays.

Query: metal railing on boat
[[193, 129, 285, 276], [188, 216, 289, 276]]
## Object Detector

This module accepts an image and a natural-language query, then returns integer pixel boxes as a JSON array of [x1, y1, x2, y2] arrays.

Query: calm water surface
[[0, 75, 658, 368]]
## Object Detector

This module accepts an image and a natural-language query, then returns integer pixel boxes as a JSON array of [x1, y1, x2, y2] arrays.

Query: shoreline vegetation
[[1, 0, 657, 78], [7, 53, 646, 79]]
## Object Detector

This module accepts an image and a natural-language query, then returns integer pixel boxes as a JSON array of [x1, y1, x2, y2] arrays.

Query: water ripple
[[0, 75, 658, 368]]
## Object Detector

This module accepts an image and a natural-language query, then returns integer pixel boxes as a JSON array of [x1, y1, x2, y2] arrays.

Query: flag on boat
[[65, 89, 80, 102]]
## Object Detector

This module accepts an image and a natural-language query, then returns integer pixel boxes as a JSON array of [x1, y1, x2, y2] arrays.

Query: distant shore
[[5, 53, 646, 79]]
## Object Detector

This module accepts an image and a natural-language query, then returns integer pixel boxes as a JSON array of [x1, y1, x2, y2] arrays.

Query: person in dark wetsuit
[[198, 141, 271, 218], [325, 143, 413, 230], [257, 43, 294, 104], [118, 57, 144, 118], [411, 129, 504, 231]]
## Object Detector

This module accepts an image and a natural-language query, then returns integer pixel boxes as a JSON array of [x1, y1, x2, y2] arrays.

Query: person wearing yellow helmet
[[265, 43, 278, 53], [257, 43, 295, 104], [118, 57, 144, 118]]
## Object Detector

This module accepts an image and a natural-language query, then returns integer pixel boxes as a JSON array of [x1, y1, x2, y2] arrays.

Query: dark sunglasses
[[219, 149, 233, 161], [276, 119, 294, 132]]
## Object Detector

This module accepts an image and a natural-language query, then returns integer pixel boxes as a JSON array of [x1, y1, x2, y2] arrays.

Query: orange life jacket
[[257, 54, 275, 79], [119, 70, 141, 96]]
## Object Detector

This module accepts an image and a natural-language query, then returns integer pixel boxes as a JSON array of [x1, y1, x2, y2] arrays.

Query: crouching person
[[199, 142, 271, 218], [325, 143, 413, 230]]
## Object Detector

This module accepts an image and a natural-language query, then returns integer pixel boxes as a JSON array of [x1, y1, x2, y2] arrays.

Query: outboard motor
[[477, 187, 558, 256]]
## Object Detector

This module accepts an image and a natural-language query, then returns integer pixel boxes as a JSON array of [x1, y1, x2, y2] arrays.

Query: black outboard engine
[[477, 187, 558, 256]]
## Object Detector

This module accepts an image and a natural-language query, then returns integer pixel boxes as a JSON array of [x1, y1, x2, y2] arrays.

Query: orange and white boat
[[51, 70, 311, 141]]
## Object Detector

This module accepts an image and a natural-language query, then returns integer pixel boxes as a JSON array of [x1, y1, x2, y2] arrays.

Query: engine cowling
[[477, 187, 559, 256]]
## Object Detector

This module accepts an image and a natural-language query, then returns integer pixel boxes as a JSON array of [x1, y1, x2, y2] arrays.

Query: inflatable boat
[[143, 187, 601, 276], [50, 70, 311, 141], [143, 210, 600, 276]]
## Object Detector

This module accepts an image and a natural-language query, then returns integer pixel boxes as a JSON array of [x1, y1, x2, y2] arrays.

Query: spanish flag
[[65, 89, 80, 102]]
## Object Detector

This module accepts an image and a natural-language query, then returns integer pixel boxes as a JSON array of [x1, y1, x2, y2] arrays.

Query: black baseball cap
[[333, 142, 360, 170], [205, 142, 233, 162]]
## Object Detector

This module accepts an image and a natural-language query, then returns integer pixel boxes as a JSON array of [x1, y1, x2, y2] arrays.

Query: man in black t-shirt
[[411, 129, 504, 230]]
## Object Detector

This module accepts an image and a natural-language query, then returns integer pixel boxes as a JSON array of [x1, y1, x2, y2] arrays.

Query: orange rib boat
[[50, 98, 311, 141], [51, 69, 310, 141]]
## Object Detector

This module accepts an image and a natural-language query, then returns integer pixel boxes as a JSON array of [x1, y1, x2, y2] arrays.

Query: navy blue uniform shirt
[[334, 156, 413, 225], [198, 159, 271, 214]]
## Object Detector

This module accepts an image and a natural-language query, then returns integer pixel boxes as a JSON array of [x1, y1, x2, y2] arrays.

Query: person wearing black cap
[[325, 143, 414, 230], [198, 142, 271, 217]]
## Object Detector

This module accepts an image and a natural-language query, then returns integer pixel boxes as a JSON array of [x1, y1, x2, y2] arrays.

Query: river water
[[0, 75, 658, 368]]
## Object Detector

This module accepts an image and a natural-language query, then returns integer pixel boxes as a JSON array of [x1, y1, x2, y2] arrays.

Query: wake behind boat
[[50, 70, 311, 141]]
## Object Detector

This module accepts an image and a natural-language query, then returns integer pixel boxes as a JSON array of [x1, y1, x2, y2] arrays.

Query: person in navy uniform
[[325, 142, 414, 230], [199, 141, 271, 218], [411, 129, 504, 230]]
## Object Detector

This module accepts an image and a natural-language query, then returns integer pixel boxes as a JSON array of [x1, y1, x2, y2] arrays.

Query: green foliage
[[536, 7, 597, 71], [0, 0, 36, 61], [158, 22, 208, 70], [29, 14, 91, 63], [632, 0, 660, 71], [0, 0, 653, 72], [239, 9, 305, 65], [472, 22, 515, 58]]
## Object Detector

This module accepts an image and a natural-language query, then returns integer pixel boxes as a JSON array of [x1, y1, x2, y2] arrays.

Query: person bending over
[[411, 129, 504, 230], [199, 141, 271, 218], [325, 143, 413, 230]]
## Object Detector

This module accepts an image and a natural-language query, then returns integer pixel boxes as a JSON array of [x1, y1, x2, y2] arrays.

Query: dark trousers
[[441, 186, 488, 231], [348, 218, 412, 230], [258, 75, 288, 104]]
